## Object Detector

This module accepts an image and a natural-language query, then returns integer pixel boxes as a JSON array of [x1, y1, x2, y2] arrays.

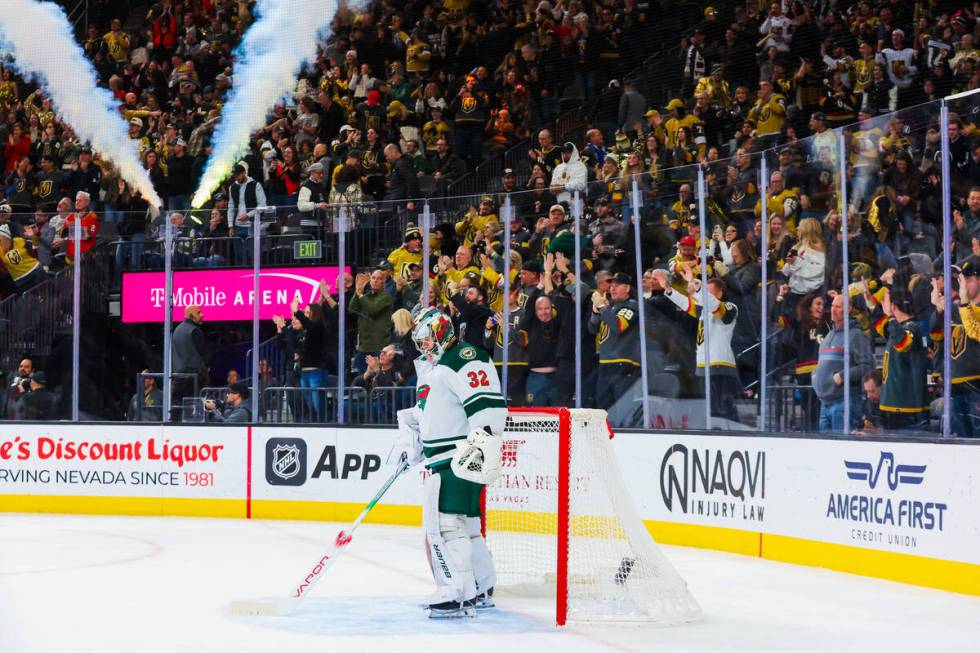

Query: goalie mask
[[412, 307, 455, 363]]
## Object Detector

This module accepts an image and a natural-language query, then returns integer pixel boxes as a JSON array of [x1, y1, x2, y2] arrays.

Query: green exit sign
[[293, 240, 322, 260]]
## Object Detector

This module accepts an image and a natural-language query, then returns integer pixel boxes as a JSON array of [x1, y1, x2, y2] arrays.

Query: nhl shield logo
[[265, 438, 307, 486], [272, 444, 301, 480]]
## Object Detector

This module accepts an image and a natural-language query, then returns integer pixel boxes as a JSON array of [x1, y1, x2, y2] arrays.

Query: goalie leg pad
[[467, 516, 496, 608], [422, 472, 477, 606]]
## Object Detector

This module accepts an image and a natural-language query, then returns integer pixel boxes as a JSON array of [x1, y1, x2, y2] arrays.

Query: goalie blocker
[[389, 308, 507, 618]]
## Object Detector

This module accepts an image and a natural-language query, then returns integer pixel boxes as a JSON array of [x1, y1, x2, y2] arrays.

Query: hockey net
[[484, 408, 701, 625]]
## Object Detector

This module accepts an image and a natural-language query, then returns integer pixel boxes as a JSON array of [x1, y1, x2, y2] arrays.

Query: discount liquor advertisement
[[0, 424, 247, 503]]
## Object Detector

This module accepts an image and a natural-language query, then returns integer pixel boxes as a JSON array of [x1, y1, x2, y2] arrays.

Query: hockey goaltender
[[388, 307, 507, 618]]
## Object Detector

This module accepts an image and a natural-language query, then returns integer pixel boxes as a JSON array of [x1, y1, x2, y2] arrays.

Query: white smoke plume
[[191, 0, 340, 208], [0, 0, 162, 208]]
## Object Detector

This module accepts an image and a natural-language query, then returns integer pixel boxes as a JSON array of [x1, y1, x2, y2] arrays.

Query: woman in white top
[[781, 217, 826, 296]]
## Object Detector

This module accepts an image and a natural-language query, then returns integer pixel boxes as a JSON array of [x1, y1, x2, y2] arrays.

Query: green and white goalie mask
[[412, 307, 456, 364]]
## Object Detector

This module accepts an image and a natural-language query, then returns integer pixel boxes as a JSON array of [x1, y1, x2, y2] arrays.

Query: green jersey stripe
[[421, 434, 466, 445], [462, 391, 501, 406], [463, 397, 507, 417]]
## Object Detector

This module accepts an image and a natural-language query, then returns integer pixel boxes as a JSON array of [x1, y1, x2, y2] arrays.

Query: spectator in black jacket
[[166, 139, 194, 214], [519, 174, 558, 224], [427, 138, 467, 197], [864, 63, 894, 116], [648, 269, 701, 399], [383, 143, 420, 214], [395, 263, 424, 311], [291, 296, 332, 423], [14, 371, 58, 420], [144, 150, 169, 208], [317, 90, 347, 144], [716, 238, 762, 388], [520, 294, 563, 406], [68, 147, 102, 206], [450, 284, 494, 353], [273, 312, 304, 420], [391, 309, 420, 383], [170, 305, 208, 419], [542, 253, 599, 407]]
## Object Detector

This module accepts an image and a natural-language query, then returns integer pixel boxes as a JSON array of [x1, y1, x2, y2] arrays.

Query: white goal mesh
[[485, 408, 702, 625]]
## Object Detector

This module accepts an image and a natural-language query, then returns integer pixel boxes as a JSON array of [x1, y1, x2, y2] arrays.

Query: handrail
[[259, 385, 414, 424]]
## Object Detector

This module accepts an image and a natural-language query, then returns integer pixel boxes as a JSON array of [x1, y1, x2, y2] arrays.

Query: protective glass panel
[[843, 98, 943, 438], [625, 160, 707, 431], [758, 128, 843, 435], [940, 91, 980, 439], [262, 199, 359, 425], [1, 207, 76, 421], [65, 197, 132, 421], [342, 196, 421, 426], [697, 147, 763, 431]]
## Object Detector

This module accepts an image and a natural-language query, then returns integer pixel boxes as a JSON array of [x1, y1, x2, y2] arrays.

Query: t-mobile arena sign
[[121, 266, 349, 323]]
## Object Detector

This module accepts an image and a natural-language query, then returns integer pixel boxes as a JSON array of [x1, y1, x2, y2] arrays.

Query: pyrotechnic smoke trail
[[0, 0, 162, 208], [191, 0, 340, 208]]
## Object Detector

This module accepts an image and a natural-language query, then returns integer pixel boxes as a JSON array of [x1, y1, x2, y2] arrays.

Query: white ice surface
[[1, 514, 979, 653]]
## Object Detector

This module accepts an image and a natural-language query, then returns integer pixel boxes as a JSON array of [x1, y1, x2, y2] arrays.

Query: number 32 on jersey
[[467, 370, 490, 388]]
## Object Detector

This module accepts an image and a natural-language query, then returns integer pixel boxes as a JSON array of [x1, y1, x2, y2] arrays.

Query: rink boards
[[0, 423, 978, 596]]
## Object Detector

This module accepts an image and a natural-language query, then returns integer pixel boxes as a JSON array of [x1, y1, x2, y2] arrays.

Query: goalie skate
[[474, 588, 495, 609], [428, 599, 477, 619]]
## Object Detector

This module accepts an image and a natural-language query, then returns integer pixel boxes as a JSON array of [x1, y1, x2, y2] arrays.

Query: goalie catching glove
[[451, 427, 503, 484]]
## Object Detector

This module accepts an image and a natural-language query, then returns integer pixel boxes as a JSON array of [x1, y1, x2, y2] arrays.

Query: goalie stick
[[231, 456, 411, 616]]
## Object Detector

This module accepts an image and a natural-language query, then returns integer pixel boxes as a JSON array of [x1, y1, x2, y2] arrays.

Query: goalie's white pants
[[422, 472, 495, 604], [468, 516, 496, 596]]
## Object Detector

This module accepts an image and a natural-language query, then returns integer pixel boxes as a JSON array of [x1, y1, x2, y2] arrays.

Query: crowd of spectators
[[281, 0, 978, 436], [1, 0, 979, 436]]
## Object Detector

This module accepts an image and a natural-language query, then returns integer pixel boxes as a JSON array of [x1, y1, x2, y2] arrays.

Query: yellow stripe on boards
[[762, 533, 980, 597], [0, 494, 245, 518], [644, 520, 980, 597], [645, 519, 762, 557], [250, 500, 421, 526]]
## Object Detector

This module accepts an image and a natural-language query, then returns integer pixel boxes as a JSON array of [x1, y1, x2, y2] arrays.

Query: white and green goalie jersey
[[412, 341, 507, 471]]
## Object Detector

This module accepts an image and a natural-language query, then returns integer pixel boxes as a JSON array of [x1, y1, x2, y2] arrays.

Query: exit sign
[[293, 240, 322, 260]]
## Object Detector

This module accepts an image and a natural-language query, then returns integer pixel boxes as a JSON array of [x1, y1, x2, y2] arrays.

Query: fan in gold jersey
[[0, 206, 45, 292]]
